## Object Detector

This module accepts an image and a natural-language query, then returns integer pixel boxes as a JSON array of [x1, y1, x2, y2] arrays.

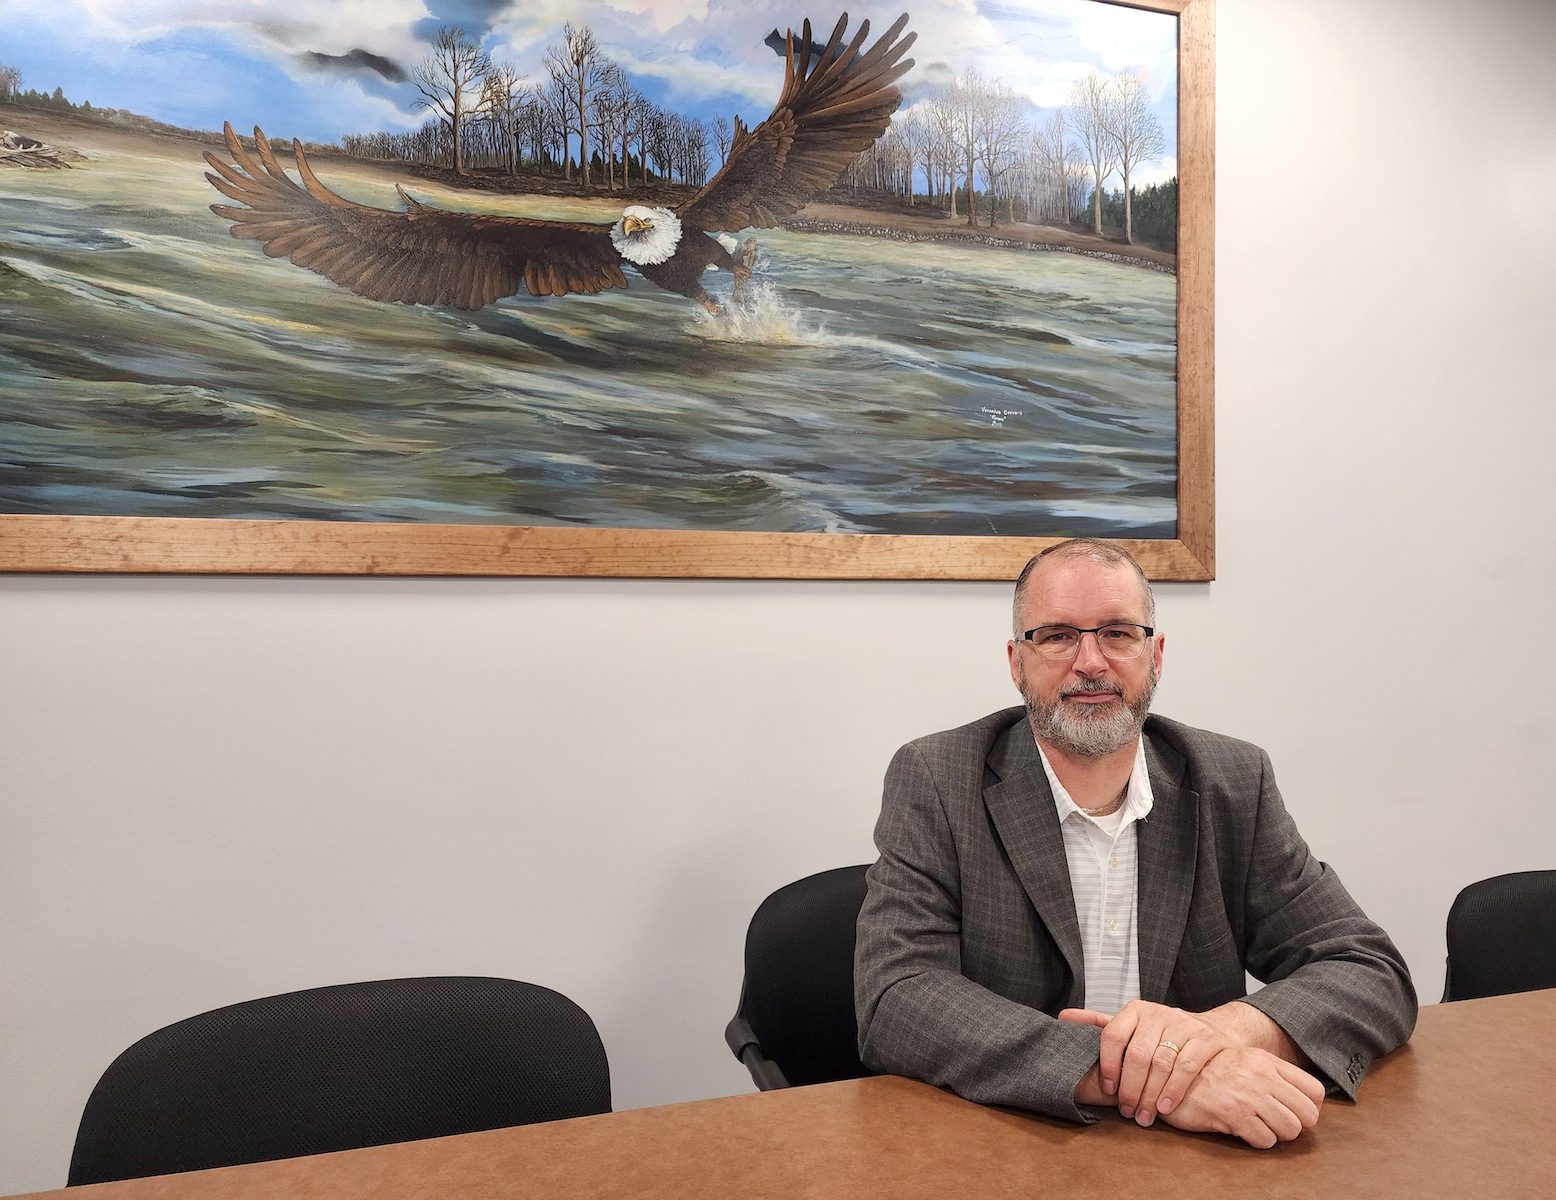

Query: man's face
[[1006, 557, 1165, 759]]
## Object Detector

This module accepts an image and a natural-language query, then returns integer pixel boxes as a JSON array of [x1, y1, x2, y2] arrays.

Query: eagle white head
[[610, 205, 682, 266]]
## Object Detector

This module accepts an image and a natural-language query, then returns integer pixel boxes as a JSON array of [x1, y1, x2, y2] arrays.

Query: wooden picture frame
[[0, 0, 1213, 581]]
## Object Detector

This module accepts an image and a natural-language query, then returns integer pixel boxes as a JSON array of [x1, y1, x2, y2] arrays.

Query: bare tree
[[413, 26, 491, 176], [924, 92, 959, 209], [621, 88, 651, 187], [843, 128, 893, 194], [541, 78, 572, 176], [1028, 111, 1068, 223], [1065, 159, 1092, 220], [1011, 141, 1039, 223], [712, 115, 732, 166], [894, 108, 929, 205], [671, 114, 709, 185], [592, 62, 631, 190], [1105, 71, 1165, 244], [634, 102, 659, 184], [0, 65, 21, 103], [515, 93, 548, 169], [879, 126, 910, 196], [480, 63, 527, 175], [942, 71, 983, 226], [543, 23, 609, 192], [1068, 70, 1119, 236], [933, 68, 1023, 228], [974, 80, 1024, 227], [644, 106, 674, 182]]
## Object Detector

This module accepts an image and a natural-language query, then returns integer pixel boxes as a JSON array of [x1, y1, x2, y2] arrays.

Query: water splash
[[688, 280, 934, 368], [690, 280, 814, 346]]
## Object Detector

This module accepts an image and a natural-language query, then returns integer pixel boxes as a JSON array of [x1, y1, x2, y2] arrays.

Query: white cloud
[[11, 0, 1179, 142], [613, 48, 775, 109], [598, 0, 710, 32], [102, 1, 423, 47], [313, 78, 428, 132], [1131, 154, 1177, 188], [886, 1, 1179, 165], [486, 0, 597, 60], [1018, 58, 1095, 107], [486, 1, 925, 113], [13, 0, 433, 68]]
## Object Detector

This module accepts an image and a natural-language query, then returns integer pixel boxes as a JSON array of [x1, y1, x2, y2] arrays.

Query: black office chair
[[1442, 870, 1556, 1001], [68, 976, 611, 1185], [726, 864, 875, 1089]]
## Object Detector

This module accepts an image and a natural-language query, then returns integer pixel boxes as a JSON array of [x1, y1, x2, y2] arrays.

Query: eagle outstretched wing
[[677, 12, 916, 232], [203, 123, 628, 310]]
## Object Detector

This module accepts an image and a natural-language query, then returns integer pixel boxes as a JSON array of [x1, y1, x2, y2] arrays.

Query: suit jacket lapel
[[1136, 729, 1200, 1003], [982, 724, 1086, 991]]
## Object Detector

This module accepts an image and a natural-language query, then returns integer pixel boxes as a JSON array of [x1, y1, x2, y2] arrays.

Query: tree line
[[0, 66, 78, 113], [0, 68, 137, 126], [0, 69, 267, 146], [5, 40, 1173, 250], [840, 67, 1171, 248], [341, 25, 713, 190]]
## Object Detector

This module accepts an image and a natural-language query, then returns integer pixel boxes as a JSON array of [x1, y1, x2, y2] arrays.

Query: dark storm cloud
[[765, 26, 867, 72], [412, 0, 511, 45], [912, 60, 957, 89], [299, 48, 408, 83]]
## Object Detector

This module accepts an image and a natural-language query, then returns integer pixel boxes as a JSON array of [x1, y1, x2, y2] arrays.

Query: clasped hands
[[1062, 1001, 1325, 1149]]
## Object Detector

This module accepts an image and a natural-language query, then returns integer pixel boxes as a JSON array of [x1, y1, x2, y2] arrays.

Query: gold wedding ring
[[1158, 1039, 1182, 1055]]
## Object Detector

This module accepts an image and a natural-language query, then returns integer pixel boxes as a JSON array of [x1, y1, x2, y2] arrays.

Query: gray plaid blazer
[[854, 707, 1417, 1123]]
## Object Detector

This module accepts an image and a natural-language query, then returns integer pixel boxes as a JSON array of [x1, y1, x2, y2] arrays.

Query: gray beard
[[1022, 671, 1157, 759]]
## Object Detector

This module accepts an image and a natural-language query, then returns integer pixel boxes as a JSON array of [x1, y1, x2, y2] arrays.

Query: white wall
[[4, 0, 1555, 1191]]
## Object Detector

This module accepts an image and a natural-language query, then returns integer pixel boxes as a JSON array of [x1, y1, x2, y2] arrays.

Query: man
[[854, 539, 1416, 1148]]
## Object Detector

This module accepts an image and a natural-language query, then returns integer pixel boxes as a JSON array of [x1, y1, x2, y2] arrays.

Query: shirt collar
[[1036, 736, 1156, 824]]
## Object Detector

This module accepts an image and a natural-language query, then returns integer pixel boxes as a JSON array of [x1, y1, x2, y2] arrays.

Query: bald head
[[1012, 539, 1155, 636]]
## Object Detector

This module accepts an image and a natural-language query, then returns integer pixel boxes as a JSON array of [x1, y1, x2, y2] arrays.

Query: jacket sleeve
[[1232, 748, 1418, 1097], [854, 741, 1107, 1123]]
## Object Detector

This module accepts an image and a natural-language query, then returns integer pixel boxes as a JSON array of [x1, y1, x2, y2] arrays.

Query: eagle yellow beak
[[623, 214, 649, 236]]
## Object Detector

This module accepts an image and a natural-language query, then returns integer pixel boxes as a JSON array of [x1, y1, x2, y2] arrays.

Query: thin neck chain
[[1078, 785, 1128, 817]]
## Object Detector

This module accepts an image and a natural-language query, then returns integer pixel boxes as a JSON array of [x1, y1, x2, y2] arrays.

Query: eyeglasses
[[1017, 624, 1155, 662]]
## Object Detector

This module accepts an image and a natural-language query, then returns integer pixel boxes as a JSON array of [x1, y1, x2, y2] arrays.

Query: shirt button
[[1107, 919, 1119, 932], [1109, 857, 1119, 869]]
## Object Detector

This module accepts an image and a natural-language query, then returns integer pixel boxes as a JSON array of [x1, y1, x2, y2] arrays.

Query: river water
[[0, 133, 1177, 538]]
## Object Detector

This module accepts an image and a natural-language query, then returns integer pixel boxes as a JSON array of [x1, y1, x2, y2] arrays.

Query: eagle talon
[[732, 236, 759, 303]]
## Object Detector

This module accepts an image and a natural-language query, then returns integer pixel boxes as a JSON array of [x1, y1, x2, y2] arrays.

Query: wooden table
[[16, 990, 1556, 1200]]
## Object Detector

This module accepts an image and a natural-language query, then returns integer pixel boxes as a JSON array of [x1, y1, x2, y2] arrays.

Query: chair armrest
[[724, 1014, 791, 1090]]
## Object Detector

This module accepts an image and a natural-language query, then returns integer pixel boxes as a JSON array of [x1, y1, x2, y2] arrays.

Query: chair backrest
[[1443, 870, 1556, 1001], [68, 976, 611, 1185], [727, 864, 873, 1089]]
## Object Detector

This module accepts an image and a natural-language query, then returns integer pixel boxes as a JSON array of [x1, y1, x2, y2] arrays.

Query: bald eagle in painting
[[203, 13, 916, 316]]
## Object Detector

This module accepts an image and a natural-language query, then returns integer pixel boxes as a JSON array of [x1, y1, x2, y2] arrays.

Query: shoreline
[[783, 212, 1176, 275], [6, 108, 1176, 274]]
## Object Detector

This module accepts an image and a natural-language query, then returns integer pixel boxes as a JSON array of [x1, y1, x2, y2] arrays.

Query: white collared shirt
[[1036, 737, 1155, 1016]]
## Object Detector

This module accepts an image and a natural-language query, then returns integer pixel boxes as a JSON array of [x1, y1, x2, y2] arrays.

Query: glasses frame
[[1016, 623, 1157, 662]]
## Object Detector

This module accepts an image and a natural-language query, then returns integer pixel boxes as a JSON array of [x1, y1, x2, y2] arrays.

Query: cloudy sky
[[6, 0, 1176, 181]]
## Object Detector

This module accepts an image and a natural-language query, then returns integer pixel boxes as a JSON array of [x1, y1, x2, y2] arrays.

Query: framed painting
[[0, 0, 1213, 579]]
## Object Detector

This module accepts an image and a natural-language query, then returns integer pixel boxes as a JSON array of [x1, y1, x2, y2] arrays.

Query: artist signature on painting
[[981, 406, 1024, 427]]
